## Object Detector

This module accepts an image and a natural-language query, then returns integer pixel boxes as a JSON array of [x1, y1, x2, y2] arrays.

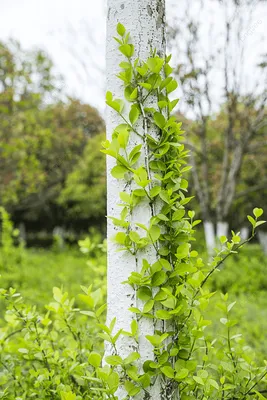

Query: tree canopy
[[0, 40, 105, 233]]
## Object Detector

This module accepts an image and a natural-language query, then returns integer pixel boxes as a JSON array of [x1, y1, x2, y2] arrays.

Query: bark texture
[[106, 1, 166, 398]]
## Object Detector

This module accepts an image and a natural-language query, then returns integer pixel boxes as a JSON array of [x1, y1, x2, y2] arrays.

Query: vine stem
[[243, 369, 267, 397]]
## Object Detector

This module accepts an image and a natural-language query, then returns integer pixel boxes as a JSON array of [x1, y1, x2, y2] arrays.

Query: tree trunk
[[240, 226, 249, 241], [258, 231, 267, 255], [106, 1, 166, 399], [216, 221, 229, 239], [203, 221, 216, 255]]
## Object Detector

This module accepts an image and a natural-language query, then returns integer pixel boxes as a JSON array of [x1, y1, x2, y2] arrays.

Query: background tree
[[0, 40, 105, 237], [169, 0, 267, 251], [58, 133, 106, 230]]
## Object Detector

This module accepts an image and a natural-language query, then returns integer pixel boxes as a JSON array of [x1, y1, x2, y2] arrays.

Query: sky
[[0, 0, 106, 111], [0, 0, 266, 115]]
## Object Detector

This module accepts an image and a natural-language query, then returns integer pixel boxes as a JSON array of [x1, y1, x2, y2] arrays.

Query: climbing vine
[[101, 24, 267, 399], [0, 24, 266, 400]]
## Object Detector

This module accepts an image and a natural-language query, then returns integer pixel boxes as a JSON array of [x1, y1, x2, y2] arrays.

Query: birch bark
[[106, 1, 166, 398]]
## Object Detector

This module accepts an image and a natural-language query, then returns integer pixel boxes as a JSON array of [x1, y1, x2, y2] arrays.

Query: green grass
[[206, 244, 267, 361], [0, 239, 266, 362], [0, 246, 94, 310]]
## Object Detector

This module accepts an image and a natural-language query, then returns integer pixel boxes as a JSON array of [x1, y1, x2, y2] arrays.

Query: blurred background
[[0, 0, 267, 362]]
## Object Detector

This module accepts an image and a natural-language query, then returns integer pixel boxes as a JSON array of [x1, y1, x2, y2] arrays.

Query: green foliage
[[211, 244, 267, 295], [58, 134, 106, 222], [0, 216, 106, 311], [0, 24, 266, 400], [0, 207, 24, 273], [182, 104, 267, 227], [0, 230, 266, 398], [0, 287, 107, 399], [0, 40, 104, 230], [101, 24, 267, 398]]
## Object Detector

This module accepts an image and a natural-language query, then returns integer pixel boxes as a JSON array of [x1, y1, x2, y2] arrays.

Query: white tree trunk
[[216, 221, 229, 239], [240, 226, 249, 241], [106, 1, 166, 399], [258, 231, 267, 255], [203, 221, 216, 255]]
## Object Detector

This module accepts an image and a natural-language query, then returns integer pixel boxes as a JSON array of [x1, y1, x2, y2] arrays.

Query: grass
[[0, 236, 266, 361], [0, 246, 95, 310], [206, 244, 267, 361]]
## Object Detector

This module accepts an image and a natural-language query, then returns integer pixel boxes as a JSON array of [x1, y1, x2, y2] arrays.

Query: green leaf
[[209, 379, 219, 390], [220, 235, 227, 244], [176, 243, 190, 259], [160, 77, 172, 90], [139, 82, 152, 90], [164, 63, 173, 77], [120, 192, 131, 203], [161, 366, 175, 378], [156, 309, 172, 320], [151, 271, 167, 286], [107, 372, 120, 394], [115, 232, 127, 245], [124, 352, 140, 365], [127, 365, 139, 381], [193, 376, 204, 385], [143, 299, 154, 313], [147, 57, 164, 73], [119, 44, 134, 58], [146, 334, 164, 347], [129, 307, 141, 314], [158, 100, 168, 109], [105, 355, 123, 366], [117, 23, 126, 36], [131, 319, 138, 335], [61, 392, 76, 400], [137, 287, 152, 301], [130, 87, 138, 100], [227, 301, 236, 312], [255, 391, 267, 400], [253, 207, 263, 218], [154, 112, 166, 129], [255, 220, 266, 228], [161, 296, 176, 309], [166, 79, 178, 94], [133, 189, 146, 197], [152, 258, 172, 271], [106, 91, 113, 102], [111, 165, 128, 179], [188, 210, 195, 219], [117, 129, 129, 149], [157, 213, 169, 221], [124, 381, 140, 396], [129, 230, 140, 243], [88, 352, 102, 368], [120, 61, 131, 69], [175, 368, 189, 380], [247, 215, 256, 227], [96, 303, 107, 318], [154, 290, 167, 301], [169, 98, 179, 112], [129, 104, 140, 125], [148, 225, 161, 243], [150, 186, 161, 198]]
